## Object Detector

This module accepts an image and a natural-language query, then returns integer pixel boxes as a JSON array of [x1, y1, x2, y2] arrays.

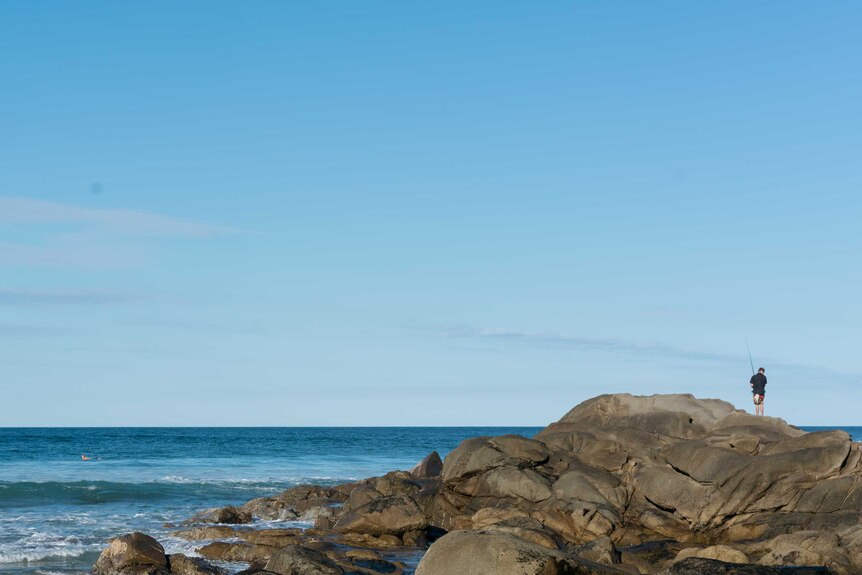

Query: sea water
[[0, 427, 543, 575], [1, 426, 858, 574]]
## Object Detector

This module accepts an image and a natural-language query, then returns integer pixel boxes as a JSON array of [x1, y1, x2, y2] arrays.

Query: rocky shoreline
[[92, 394, 862, 575]]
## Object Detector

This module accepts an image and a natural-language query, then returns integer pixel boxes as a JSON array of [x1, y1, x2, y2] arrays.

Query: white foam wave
[[0, 532, 97, 564], [0, 545, 89, 564]]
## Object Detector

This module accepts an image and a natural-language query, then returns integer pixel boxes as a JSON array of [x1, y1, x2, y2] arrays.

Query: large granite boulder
[[415, 530, 630, 575], [93, 533, 169, 575], [333, 494, 427, 535]]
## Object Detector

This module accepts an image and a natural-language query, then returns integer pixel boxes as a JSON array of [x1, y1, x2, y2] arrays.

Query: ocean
[[1, 425, 857, 575], [0, 427, 543, 575]]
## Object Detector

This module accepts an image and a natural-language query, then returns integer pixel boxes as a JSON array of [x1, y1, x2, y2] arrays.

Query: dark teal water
[[0, 427, 541, 574]]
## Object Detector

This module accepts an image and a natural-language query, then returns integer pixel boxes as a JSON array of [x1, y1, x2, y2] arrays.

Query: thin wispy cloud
[[407, 321, 862, 386], [0, 197, 238, 269], [0, 289, 143, 306], [412, 321, 738, 364], [0, 323, 76, 337], [0, 197, 236, 238]]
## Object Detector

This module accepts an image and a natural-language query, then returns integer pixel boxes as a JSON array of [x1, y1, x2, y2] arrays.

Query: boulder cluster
[[94, 394, 862, 575]]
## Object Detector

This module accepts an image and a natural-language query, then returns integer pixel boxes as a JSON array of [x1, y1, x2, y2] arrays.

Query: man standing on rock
[[750, 367, 767, 416]]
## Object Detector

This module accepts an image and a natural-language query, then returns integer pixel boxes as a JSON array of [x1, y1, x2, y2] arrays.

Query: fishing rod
[[746, 340, 755, 375]]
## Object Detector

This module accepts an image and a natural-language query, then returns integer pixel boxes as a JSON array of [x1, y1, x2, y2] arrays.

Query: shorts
[[753, 394, 764, 405]]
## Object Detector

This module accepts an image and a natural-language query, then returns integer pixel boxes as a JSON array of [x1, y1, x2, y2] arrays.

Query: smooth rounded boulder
[[415, 530, 630, 575], [93, 532, 169, 575]]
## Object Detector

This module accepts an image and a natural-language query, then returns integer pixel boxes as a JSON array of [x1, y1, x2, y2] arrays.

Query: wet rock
[[675, 546, 749, 564], [93, 532, 169, 575], [188, 505, 252, 525], [167, 554, 226, 575], [659, 557, 829, 574], [239, 528, 304, 547], [171, 526, 239, 541], [240, 497, 299, 521], [264, 545, 343, 575], [338, 532, 404, 549], [196, 541, 272, 563]]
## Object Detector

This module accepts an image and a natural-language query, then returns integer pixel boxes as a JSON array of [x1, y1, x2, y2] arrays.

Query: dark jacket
[[750, 372, 767, 395]]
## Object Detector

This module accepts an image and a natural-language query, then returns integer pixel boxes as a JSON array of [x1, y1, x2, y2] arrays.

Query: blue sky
[[2, 1, 860, 426]]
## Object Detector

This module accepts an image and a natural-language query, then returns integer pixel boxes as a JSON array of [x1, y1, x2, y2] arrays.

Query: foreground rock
[[659, 558, 830, 574], [94, 393, 862, 574], [265, 546, 342, 575], [415, 530, 630, 575], [93, 533, 170, 575], [167, 555, 225, 575]]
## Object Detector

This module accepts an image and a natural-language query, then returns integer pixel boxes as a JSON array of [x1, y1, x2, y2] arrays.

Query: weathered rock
[[552, 462, 626, 509], [264, 545, 343, 575], [167, 554, 226, 575], [489, 435, 551, 464], [171, 526, 239, 541], [659, 557, 829, 574], [480, 516, 559, 549], [440, 438, 509, 482], [571, 536, 620, 565], [338, 532, 404, 549], [415, 530, 630, 575], [473, 466, 553, 502], [554, 394, 738, 438], [619, 539, 685, 574], [188, 505, 252, 525], [675, 546, 749, 564], [755, 531, 854, 574], [240, 528, 304, 546], [196, 541, 272, 563], [412, 451, 443, 478], [333, 495, 426, 535], [93, 533, 169, 575], [240, 496, 297, 520]]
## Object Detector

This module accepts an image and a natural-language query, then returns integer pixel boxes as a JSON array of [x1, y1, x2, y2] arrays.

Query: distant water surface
[[0, 427, 542, 575]]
